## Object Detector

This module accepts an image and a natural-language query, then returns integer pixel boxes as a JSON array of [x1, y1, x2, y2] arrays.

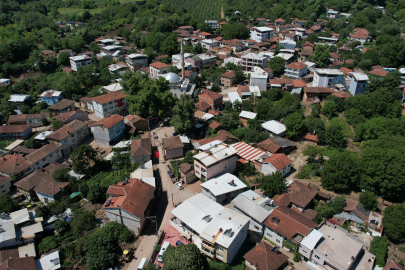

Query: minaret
[[181, 38, 185, 80]]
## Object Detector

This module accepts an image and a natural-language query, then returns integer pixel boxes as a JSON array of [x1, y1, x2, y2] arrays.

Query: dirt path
[[221, 5, 224, 19]]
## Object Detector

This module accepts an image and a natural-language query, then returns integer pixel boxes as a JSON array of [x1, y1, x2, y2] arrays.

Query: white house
[[126, 54, 148, 71], [400, 68, 405, 86], [90, 114, 125, 146], [254, 153, 292, 176], [200, 173, 247, 204], [348, 72, 369, 96], [69, 55, 92, 71], [170, 193, 250, 263], [313, 69, 344, 87], [241, 53, 268, 71], [91, 91, 128, 119], [8, 94, 30, 103], [36, 250, 61, 270], [205, 20, 218, 29], [261, 120, 286, 137], [149, 62, 170, 79], [250, 27, 275, 42], [201, 39, 220, 50], [0, 79, 11, 85], [250, 70, 268, 91], [279, 40, 296, 51], [285, 62, 308, 79], [228, 92, 242, 107]]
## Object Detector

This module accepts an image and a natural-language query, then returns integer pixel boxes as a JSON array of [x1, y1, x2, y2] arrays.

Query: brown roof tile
[[263, 206, 317, 240], [53, 109, 88, 123], [0, 248, 19, 263], [14, 170, 68, 196], [286, 62, 307, 70], [243, 241, 288, 270], [131, 138, 151, 157], [91, 91, 128, 105], [263, 153, 291, 170], [221, 70, 235, 78], [209, 121, 222, 130], [46, 120, 87, 141], [195, 101, 211, 111], [194, 110, 206, 119], [369, 69, 388, 77], [91, 114, 124, 129], [163, 136, 184, 150], [0, 125, 31, 134], [8, 114, 46, 123], [149, 62, 169, 69], [25, 144, 60, 164], [0, 154, 33, 176], [197, 130, 237, 146], [0, 257, 36, 270], [304, 87, 334, 94], [48, 99, 75, 110], [257, 139, 281, 153], [43, 162, 71, 174], [198, 89, 223, 101], [383, 260, 405, 270], [178, 163, 193, 174]]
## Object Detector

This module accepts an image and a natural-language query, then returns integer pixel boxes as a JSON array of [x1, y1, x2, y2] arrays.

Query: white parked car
[[175, 182, 183, 190]]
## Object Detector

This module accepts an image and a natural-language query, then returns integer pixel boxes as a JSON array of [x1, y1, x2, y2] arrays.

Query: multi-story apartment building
[[198, 89, 223, 110], [250, 27, 275, 42], [185, 53, 217, 70], [91, 91, 128, 119], [240, 53, 268, 71], [313, 69, 344, 87], [149, 62, 170, 79], [69, 55, 92, 71], [46, 120, 90, 156], [171, 194, 249, 263], [201, 173, 247, 204], [193, 141, 238, 180], [285, 62, 308, 78], [201, 39, 220, 50], [25, 144, 63, 170], [0, 176, 11, 198], [126, 54, 148, 71], [400, 68, 405, 86], [40, 90, 63, 105], [220, 70, 235, 87], [90, 114, 125, 146]]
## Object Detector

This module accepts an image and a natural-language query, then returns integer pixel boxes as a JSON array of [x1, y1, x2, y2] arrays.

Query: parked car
[[168, 170, 175, 178], [175, 182, 183, 190], [62, 162, 71, 167], [95, 147, 105, 154], [176, 240, 184, 246]]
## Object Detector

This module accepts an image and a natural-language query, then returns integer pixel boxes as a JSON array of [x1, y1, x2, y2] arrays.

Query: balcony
[[201, 170, 207, 177], [202, 242, 215, 251], [201, 246, 215, 258]]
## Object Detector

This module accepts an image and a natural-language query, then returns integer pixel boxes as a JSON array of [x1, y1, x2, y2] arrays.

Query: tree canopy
[[162, 244, 210, 270], [170, 94, 197, 134]]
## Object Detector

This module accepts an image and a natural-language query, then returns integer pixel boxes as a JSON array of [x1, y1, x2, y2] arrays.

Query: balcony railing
[[202, 242, 215, 251], [201, 170, 207, 177], [201, 247, 215, 257]]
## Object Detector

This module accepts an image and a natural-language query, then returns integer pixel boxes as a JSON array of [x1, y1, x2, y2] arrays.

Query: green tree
[[369, 236, 387, 267], [87, 184, 105, 203], [220, 113, 237, 131], [162, 244, 209, 270], [170, 95, 196, 134], [51, 119, 65, 131], [0, 195, 18, 213], [284, 112, 305, 138], [315, 196, 346, 219], [321, 152, 359, 192], [257, 172, 286, 197], [359, 191, 378, 211], [52, 167, 71, 182], [269, 57, 285, 77], [39, 236, 58, 253], [325, 121, 345, 148], [71, 209, 96, 236], [89, 42, 100, 53], [57, 52, 70, 66], [322, 100, 337, 119], [383, 205, 405, 243], [71, 145, 98, 174], [35, 205, 50, 219], [55, 219, 69, 234], [84, 233, 116, 270], [168, 65, 180, 73], [312, 44, 331, 67], [25, 137, 41, 149], [160, 35, 179, 56], [221, 23, 250, 40]]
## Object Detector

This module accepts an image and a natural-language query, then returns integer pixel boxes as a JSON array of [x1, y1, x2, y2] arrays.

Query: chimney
[[181, 38, 185, 80], [129, 200, 132, 205]]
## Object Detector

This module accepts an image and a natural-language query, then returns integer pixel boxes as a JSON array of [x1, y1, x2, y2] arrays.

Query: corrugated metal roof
[[231, 194, 272, 223], [239, 111, 257, 119], [5, 140, 24, 151], [0, 222, 16, 242], [199, 140, 223, 150], [10, 208, 30, 225], [35, 250, 61, 270], [261, 120, 286, 134], [200, 173, 246, 196], [21, 222, 43, 238], [171, 194, 249, 248], [231, 141, 264, 161], [300, 229, 323, 250]]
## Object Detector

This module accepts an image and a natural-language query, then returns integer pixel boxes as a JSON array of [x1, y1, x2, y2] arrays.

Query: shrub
[[369, 236, 387, 267]]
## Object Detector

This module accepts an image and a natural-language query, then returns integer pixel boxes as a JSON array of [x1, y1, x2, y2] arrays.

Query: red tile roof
[[243, 241, 288, 270], [340, 67, 353, 76], [330, 52, 341, 59], [286, 62, 307, 70], [53, 109, 88, 123], [48, 99, 74, 110], [46, 120, 87, 141], [163, 136, 184, 150], [369, 69, 388, 77], [104, 178, 155, 221], [91, 114, 124, 129], [91, 91, 128, 105], [198, 89, 223, 101], [131, 138, 152, 157], [257, 139, 281, 153], [0, 257, 36, 270], [198, 32, 212, 36], [304, 87, 334, 93], [149, 61, 169, 69], [263, 206, 317, 240], [332, 91, 351, 99], [293, 80, 307, 88], [221, 70, 235, 78], [26, 144, 60, 164], [207, 110, 221, 116], [269, 79, 294, 85], [303, 133, 318, 142], [275, 18, 285, 22], [0, 154, 33, 176], [195, 101, 211, 111], [43, 162, 71, 174], [383, 260, 405, 270], [14, 170, 68, 196], [263, 153, 291, 170], [0, 125, 31, 134], [208, 121, 222, 130]]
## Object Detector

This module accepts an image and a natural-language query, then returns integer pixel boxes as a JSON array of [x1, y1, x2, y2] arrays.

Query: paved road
[[128, 130, 196, 269]]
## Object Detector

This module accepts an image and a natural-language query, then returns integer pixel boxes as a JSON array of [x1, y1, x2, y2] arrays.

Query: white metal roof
[[103, 83, 123, 92], [103, 45, 122, 51], [99, 39, 115, 43], [201, 173, 246, 196], [0, 79, 10, 83], [5, 139, 24, 150], [201, 113, 215, 121], [35, 250, 61, 270], [199, 140, 223, 151], [315, 68, 344, 76], [305, 61, 316, 67], [113, 140, 132, 148], [261, 120, 286, 135], [275, 53, 294, 61], [10, 208, 30, 225], [128, 53, 147, 59], [349, 72, 369, 81], [231, 193, 272, 223], [240, 190, 269, 206], [0, 222, 15, 243], [179, 136, 190, 144], [300, 229, 323, 251], [193, 144, 238, 166], [9, 95, 30, 102], [130, 160, 155, 187], [35, 131, 53, 141], [21, 222, 43, 238], [253, 27, 274, 32], [40, 90, 62, 97], [239, 110, 257, 119], [231, 141, 264, 161], [399, 68, 405, 75], [171, 193, 249, 248], [228, 92, 242, 104], [69, 55, 89, 61]]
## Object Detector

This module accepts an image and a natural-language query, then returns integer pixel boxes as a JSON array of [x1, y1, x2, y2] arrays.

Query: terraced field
[[164, 0, 222, 21]]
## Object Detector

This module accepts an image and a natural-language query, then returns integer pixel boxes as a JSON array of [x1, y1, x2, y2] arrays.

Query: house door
[[44, 197, 48, 203]]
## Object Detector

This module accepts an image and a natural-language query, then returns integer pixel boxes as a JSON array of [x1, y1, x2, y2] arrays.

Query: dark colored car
[[168, 170, 175, 178], [176, 240, 184, 246]]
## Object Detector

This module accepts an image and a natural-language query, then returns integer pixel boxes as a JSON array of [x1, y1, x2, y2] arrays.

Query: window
[[302, 250, 307, 254], [254, 225, 260, 230], [50, 154, 53, 157], [42, 158, 46, 161], [315, 255, 320, 260], [1, 190, 5, 193], [0, 185, 3, 189], [216, 246, 223, 252], [196, 165, 200, 169], [217, 254, 223, 259], [266, 233, 272, 238], [35, 162, 39, 165], [276, 239, 280, 243]]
